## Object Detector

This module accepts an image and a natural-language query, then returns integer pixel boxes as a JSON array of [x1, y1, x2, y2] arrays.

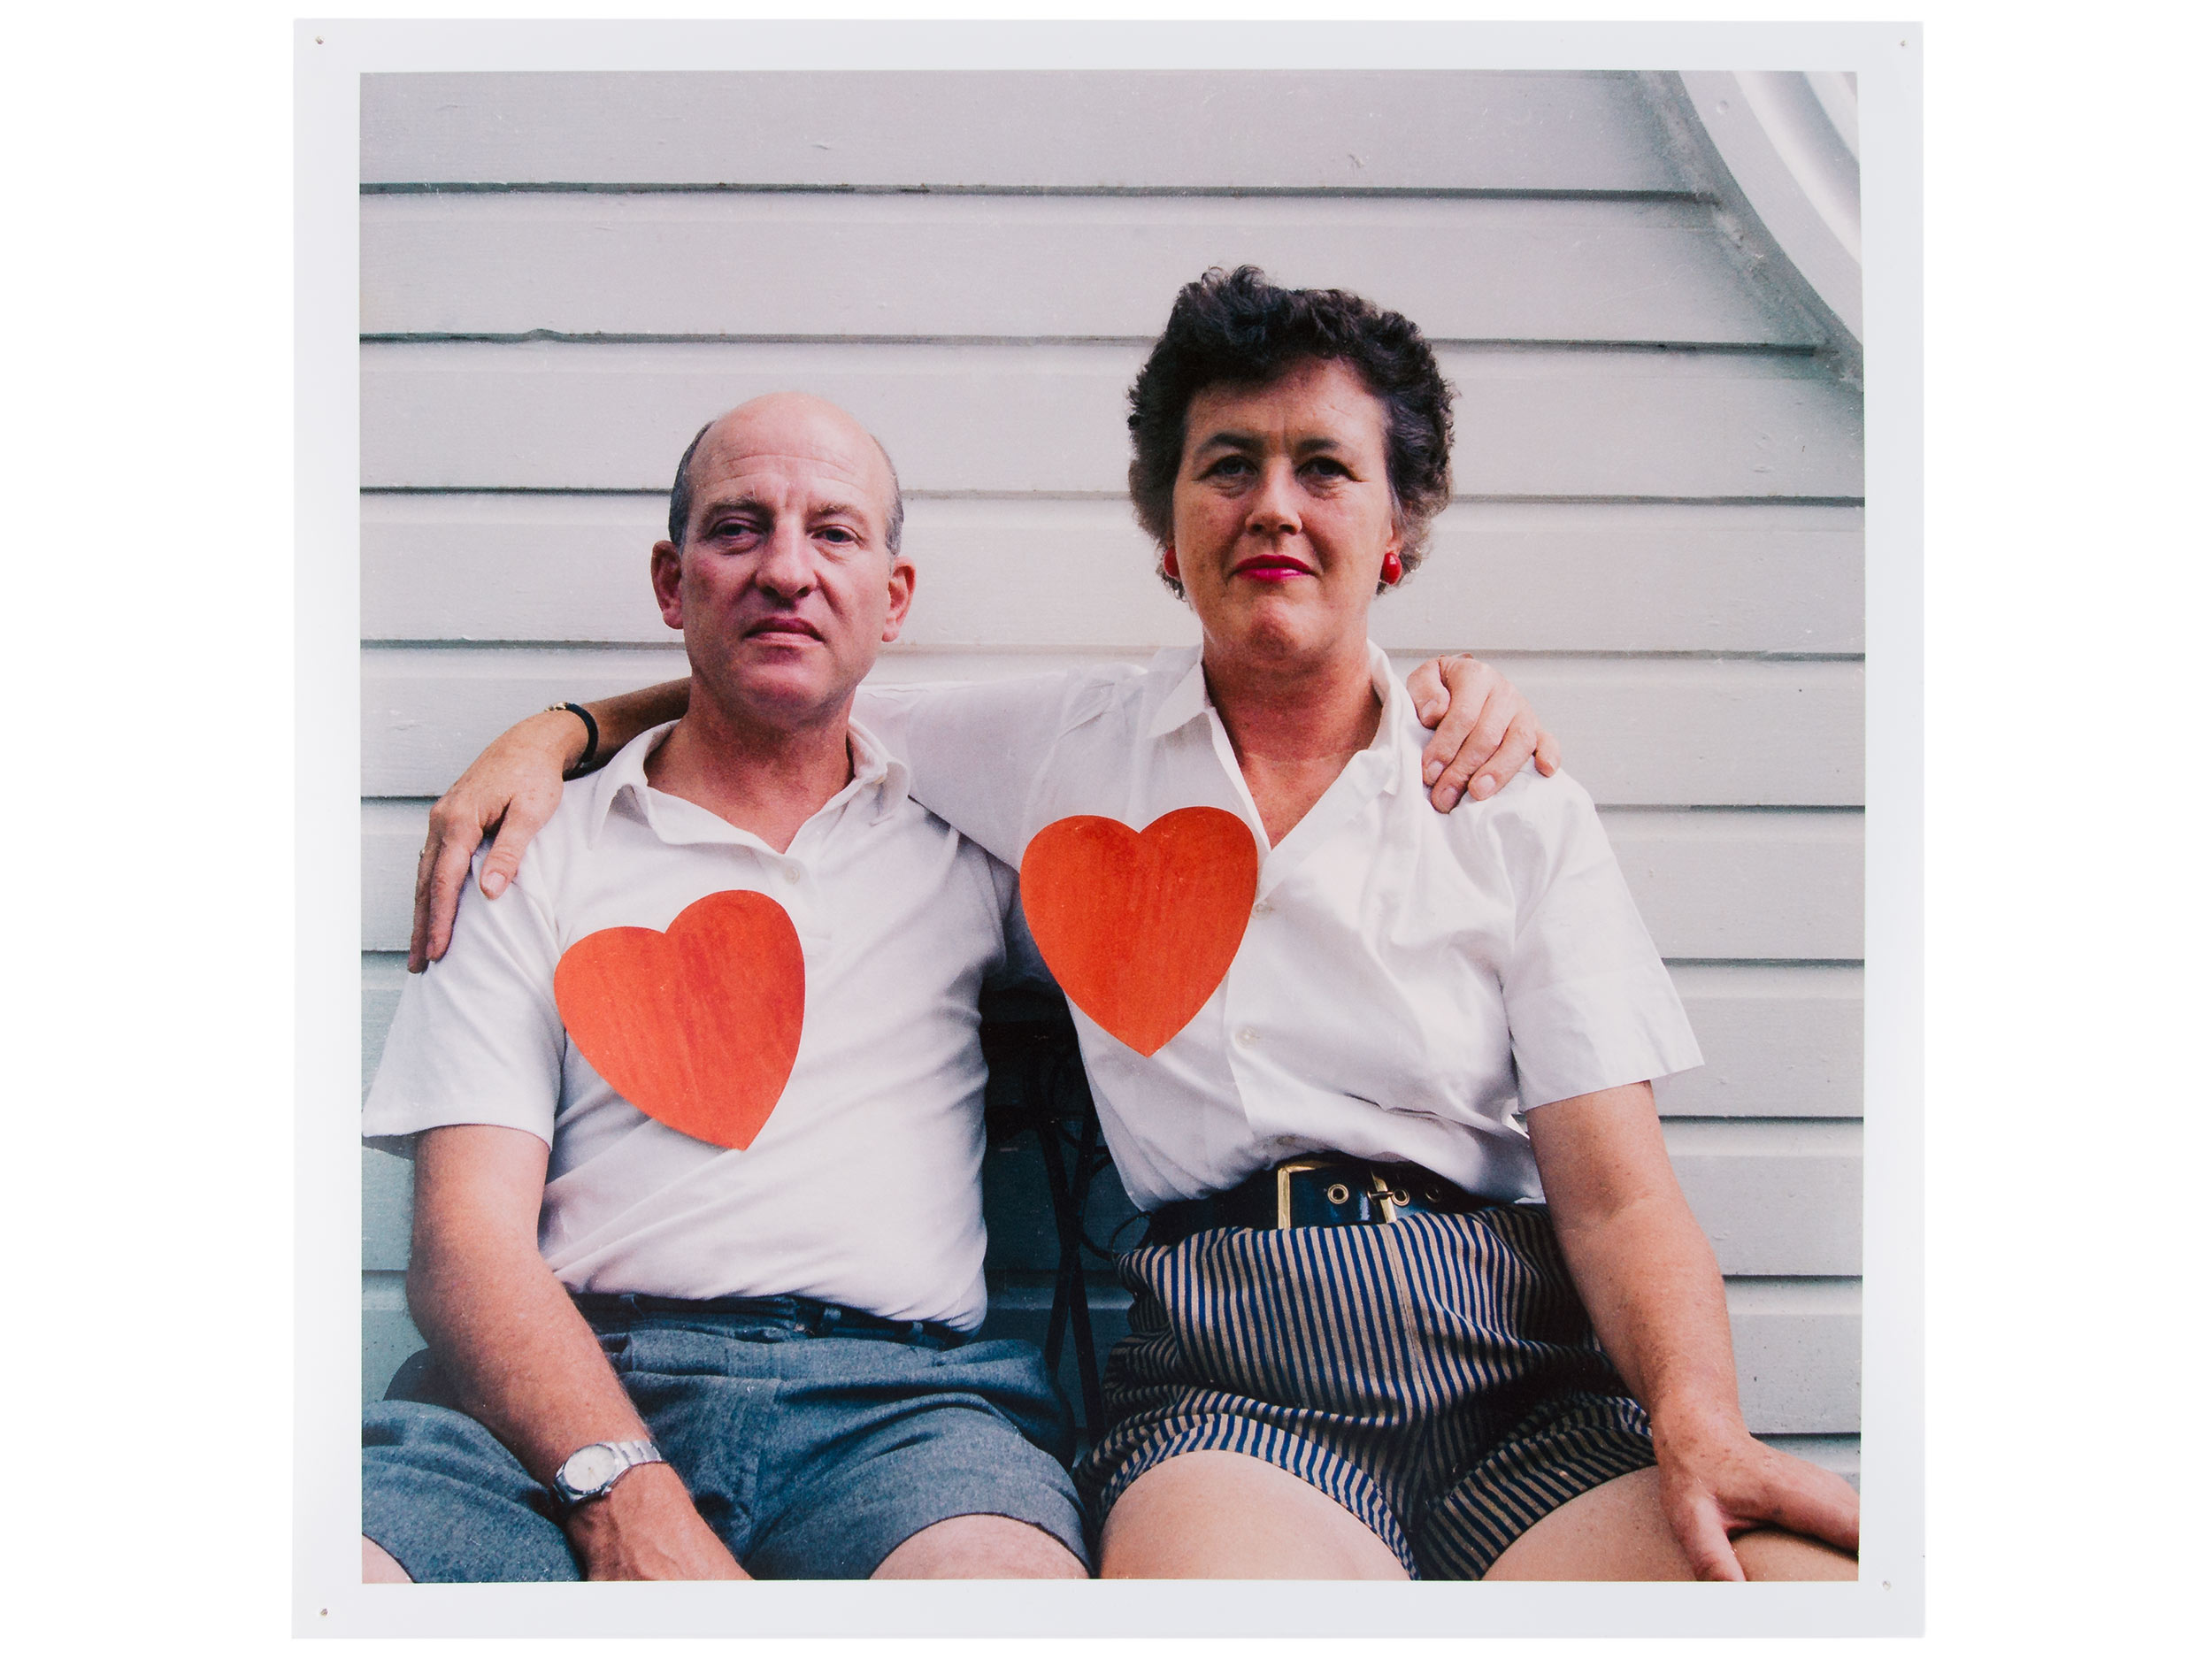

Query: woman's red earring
[[1381, 549, 1403, 585], [1163, 547, 1181, 582]]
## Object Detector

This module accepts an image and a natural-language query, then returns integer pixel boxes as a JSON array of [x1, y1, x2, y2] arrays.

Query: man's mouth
[[745, 617, 823, 641]]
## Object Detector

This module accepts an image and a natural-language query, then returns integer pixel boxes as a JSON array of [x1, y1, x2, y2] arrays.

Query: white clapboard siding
[[364, 194, 1815, 348], [361, 955, 1863, 1121], [1661, 1119, 1861, 1275], [362, 647, 1863, 808], [1658, 964, 1863, 1118], [363, 71, 1689, 194], [363, 954, 407, 1086], [364, 495, 1865, 655], [1725, 1279, 1861, 1434], [1606, 810, 1862, 961], [357, 798, 1860, 962], [361, 341, 1865, 499]]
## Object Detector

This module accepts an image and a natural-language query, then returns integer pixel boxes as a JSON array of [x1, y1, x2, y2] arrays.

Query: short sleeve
[[1489, 772, 1703, 1110], [856, 672, 1094, 864], [362, 849, 567, 1154]]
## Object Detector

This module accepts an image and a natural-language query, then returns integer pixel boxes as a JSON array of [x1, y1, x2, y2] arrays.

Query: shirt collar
[[584, 715, 912, 848], [1143, 646, 1211, 739], [1142, 642, 1408, 795], [845, 716, 914, 824]]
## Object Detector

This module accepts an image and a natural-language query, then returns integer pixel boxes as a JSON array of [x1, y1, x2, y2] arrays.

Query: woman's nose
[[1245, 459, 1302, 534]]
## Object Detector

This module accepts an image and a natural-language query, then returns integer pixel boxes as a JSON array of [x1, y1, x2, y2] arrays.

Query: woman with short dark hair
[[931, 266, 1858, 1578]]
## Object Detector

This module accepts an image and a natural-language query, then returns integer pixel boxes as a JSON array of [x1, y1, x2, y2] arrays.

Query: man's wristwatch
[[551, 1438, 666, 1509]]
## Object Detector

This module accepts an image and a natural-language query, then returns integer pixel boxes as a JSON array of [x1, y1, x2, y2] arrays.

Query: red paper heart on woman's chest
[[553, 889, 805, 1149], [1019, 806, 1260, 1056]]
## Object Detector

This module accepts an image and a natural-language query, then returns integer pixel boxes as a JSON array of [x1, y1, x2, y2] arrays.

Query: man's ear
[[879, 555, 918, 644], [650, 541, 685, 630]]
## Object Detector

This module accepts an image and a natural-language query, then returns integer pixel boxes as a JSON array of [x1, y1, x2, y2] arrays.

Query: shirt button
[[780, 866, 802, 885], [1251, 900, 1272, 918], [1235, 1026, 1258, 1049]]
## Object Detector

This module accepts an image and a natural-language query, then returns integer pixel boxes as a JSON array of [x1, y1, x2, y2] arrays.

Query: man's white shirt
[[364, 720, 1010, 1331], [862, 644, 1703, 1213]]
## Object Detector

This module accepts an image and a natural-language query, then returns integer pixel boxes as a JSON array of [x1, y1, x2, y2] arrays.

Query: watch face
[[561, 1443, 622, 1494]]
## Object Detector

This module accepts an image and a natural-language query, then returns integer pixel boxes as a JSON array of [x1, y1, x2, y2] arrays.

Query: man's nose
[[1245, 458, 1302, 536], [754, 523, 816, 598]]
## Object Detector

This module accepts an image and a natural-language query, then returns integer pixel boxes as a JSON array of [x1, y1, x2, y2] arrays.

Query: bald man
[[360, 396, 1092, 1582]]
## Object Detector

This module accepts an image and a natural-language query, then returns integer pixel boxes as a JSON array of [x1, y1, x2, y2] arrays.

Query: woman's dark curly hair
[[1127, 265, 1455, 595]]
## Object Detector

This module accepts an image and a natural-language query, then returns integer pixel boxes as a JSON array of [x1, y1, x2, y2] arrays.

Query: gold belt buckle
[[1367, 1168, 1413, 1224], [1273, 1156, 1333, 1228], [1273, 1157, 1413, 1227]]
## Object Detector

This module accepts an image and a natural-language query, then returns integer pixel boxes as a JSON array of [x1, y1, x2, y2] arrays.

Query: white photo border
[[297, 15, 1922, 1638]]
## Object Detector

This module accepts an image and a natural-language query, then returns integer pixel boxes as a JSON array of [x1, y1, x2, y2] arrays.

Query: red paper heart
[[553, 889, 804, 1150], [1019, 807, 1259, 1056]]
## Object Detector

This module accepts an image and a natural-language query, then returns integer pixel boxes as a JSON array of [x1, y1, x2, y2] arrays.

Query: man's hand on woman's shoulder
[[1407, 654, 1561, 812]]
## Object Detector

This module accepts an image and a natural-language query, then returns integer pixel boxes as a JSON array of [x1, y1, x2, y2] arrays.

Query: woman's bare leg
[[1482, 1467, 1856, 1580], [1098, 1449, 1408, 1579]]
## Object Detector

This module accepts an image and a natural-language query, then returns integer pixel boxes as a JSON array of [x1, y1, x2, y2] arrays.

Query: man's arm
[[406, 1123, 747, 1580], [1524, 1083, 1861, 1582], [407, 657, 1552, 970]]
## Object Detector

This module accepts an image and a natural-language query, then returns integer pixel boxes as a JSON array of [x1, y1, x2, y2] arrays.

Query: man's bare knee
[[872, 1514, 1087, 1579], [363, 1537, 412, 1583]]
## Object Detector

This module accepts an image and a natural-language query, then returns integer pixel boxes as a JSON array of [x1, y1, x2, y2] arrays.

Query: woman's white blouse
[[862, 644, 1701, 1212]]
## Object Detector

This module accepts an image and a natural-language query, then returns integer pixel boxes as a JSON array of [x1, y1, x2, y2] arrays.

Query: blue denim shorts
[[363, 1300, 1087, 1581]]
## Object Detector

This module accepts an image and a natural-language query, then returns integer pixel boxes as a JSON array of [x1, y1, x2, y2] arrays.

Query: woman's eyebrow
[[1191, 429, 1351, 456]]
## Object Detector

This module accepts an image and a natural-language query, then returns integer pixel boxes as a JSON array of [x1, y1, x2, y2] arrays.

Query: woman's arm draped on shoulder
[[409, 679, 690, 972], [857, 670, 1095, 864], [1526, 1087, 1861, 1579]]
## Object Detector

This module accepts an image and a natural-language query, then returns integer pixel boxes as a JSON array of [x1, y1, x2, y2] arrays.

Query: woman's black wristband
[[550, 702, 600, 778]]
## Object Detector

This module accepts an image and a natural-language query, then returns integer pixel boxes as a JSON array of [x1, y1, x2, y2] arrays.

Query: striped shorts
[[1075, 1203, 1655, 1578]]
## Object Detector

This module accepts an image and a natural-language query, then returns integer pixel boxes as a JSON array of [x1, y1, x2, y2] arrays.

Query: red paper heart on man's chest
[[553, 889, 805, 1150], [1019, 806, 1260, 1056]]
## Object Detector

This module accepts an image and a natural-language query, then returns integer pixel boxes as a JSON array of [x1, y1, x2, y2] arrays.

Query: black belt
[[571, 1292, 966, 1350], [1144, 1155, 1495, 1248]]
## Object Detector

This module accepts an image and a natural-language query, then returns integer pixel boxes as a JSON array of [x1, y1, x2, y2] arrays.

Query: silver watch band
[[552, 1437, 667, 1509]]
